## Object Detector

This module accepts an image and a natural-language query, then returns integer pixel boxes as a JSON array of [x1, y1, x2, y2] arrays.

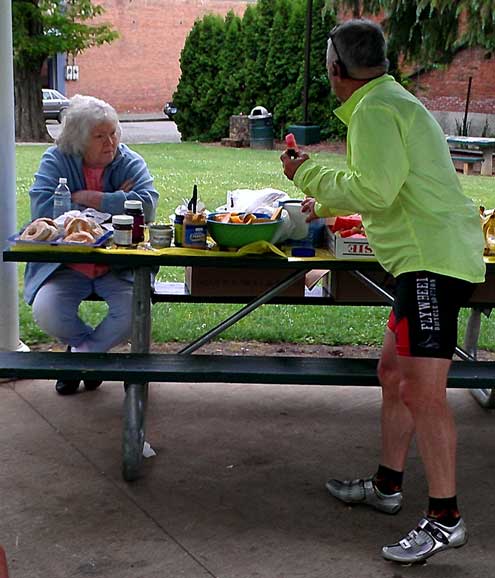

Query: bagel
[[86, 218, 105, 239], [37, 217, 58, 228], [20, 218, 59, 242], [64, 215, 76, 229], [65, 217, 93, 236], [64, 231, 95, 244]]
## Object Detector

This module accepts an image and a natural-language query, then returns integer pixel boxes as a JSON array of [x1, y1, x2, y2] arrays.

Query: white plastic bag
[[215, 188, 315, 244], [217, 188, 290, 215]]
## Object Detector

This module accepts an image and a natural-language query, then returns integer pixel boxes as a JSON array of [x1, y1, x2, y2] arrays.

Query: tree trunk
[[14, 63, 52, 143]]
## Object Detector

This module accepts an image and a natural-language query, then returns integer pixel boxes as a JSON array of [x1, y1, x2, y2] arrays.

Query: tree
[[302, 0, 341, 138], [12, 0, 118, 142], [173, 15, 226, 141], [324, 1, 495, 65], [210, 11, 243, 139], [237, 5, 260, 114], [252, 0, 276, 105], [266, 0, 305, 134]]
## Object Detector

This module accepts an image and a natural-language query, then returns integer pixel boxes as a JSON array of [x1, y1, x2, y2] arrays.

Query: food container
[[9, 227, 112, 248], [183, 211, 207, 249], [325, 227, 375, 260], [148, 224, 173, 248], [112, 215, 134, 247], [207, 212, 282, 248]]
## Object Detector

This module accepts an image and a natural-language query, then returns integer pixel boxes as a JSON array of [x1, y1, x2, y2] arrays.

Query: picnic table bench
[[447, 135, 495, 176], [450, 154, 483, 175], [2, 245, 495, 481]]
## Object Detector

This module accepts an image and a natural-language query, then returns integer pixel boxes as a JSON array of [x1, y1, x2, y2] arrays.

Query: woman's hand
[[301, 197, 319, 222], [280, 151, 309, 181], [71, 189, 103, 209]]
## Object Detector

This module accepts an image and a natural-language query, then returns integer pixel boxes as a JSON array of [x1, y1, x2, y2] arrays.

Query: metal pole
[[179, 269, 308, 355], [302, 0, 313, 125], [0, 0, 22, 352], [462, 76, 472, 137]]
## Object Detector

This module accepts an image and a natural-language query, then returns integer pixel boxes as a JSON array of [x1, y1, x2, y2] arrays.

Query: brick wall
[[413, 48, 495, 115], [66, 0, 254, 113]]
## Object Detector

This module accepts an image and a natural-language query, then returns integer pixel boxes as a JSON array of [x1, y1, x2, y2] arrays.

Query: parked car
[[42, 89, 70, 123], [163, 101, 178, 120]]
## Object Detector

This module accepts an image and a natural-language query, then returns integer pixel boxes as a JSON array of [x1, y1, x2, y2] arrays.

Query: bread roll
[[64, 231, 95, 244], [20, 219, 59, 241], [65, 217, 93, 236]]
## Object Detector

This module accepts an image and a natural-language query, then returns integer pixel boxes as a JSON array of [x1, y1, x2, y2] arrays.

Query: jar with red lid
[[124, 200, 145, 244]]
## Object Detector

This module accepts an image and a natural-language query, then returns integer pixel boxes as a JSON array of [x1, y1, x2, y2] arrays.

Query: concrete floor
[[1, 379, 494, 578]]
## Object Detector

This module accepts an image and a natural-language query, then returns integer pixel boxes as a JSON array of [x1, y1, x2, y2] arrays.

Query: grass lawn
[[14, 142, 495, 350]]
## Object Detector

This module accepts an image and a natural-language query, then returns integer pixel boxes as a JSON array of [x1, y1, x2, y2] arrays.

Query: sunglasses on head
[[329, 27, 350, 79]]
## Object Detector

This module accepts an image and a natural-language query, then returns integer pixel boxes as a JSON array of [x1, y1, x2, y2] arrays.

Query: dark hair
[[328, 19, 389, 80]]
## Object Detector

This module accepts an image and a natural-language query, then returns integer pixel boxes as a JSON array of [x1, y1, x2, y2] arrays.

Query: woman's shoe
[[84, 380, 102, 391], [55, 379, 80, 395]]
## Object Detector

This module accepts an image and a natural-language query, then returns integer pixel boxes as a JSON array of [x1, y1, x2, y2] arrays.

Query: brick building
[[61, 0, 255, 114], [412, 47, 495, 136]]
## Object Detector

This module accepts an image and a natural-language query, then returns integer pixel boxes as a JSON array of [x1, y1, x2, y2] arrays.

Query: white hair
[[56, 94, 121, 156]]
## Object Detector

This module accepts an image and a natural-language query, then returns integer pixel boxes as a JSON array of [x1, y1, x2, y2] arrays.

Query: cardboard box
[[185, 266, 307, 297], [470, 275, 495, 305], [324, 270, 394, 303], [326, 271, 495, 306], [326, 227, 375, 260]]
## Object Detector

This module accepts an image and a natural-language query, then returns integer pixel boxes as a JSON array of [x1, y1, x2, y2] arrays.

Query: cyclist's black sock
[[373, 464, 403, 495], [428, 496, 461, 527]]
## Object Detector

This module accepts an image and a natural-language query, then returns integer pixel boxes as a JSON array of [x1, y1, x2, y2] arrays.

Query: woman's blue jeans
[[32, 267, 134, 352]]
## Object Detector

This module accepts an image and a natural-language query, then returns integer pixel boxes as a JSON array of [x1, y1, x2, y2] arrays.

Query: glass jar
[[112, 215, 133, 247], [124, 200, 145, 244]]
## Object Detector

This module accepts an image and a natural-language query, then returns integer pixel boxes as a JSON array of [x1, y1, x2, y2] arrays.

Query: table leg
[[465, 307, 495, 408], [481, 149, 493, 176], [122, 267, 151, 481]]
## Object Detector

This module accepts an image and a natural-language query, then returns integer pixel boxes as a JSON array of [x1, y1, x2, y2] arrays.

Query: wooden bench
[[451, 155, 483, 175], [1, 351, 494, 389]]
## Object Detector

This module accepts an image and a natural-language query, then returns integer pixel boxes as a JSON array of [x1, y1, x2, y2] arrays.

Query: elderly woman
[[25, 94, 159, 395]]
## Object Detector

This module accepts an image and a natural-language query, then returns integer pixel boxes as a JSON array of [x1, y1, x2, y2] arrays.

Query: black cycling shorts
[[387, 271, 476, 359]]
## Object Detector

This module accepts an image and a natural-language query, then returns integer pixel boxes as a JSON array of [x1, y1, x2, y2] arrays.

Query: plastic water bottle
[[53, 177, 71, 219]]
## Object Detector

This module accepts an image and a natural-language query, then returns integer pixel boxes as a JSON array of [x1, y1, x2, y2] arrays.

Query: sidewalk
[[118, 112, 167, 123], [1, 378, 494, 577]]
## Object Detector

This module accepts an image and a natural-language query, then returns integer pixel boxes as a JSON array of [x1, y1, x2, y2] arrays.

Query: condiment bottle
[[174, 213, 184, 247], [112, 215, 133, 247], [182, 211, 207, 249], [124, 199, 145, 244]]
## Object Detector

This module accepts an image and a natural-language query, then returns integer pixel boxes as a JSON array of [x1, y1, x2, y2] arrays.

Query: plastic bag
[[217, 188, 290, 215]]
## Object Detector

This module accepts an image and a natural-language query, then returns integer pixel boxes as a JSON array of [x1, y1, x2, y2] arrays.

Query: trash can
[[249, 106, 274, 150]]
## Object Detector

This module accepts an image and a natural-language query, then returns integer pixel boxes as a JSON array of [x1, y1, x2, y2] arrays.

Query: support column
[[0, 0, 24, 352]]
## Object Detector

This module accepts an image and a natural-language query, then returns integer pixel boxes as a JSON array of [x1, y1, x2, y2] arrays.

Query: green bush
[[173, 0, 339, 142], [173, 14, 226, 141]]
